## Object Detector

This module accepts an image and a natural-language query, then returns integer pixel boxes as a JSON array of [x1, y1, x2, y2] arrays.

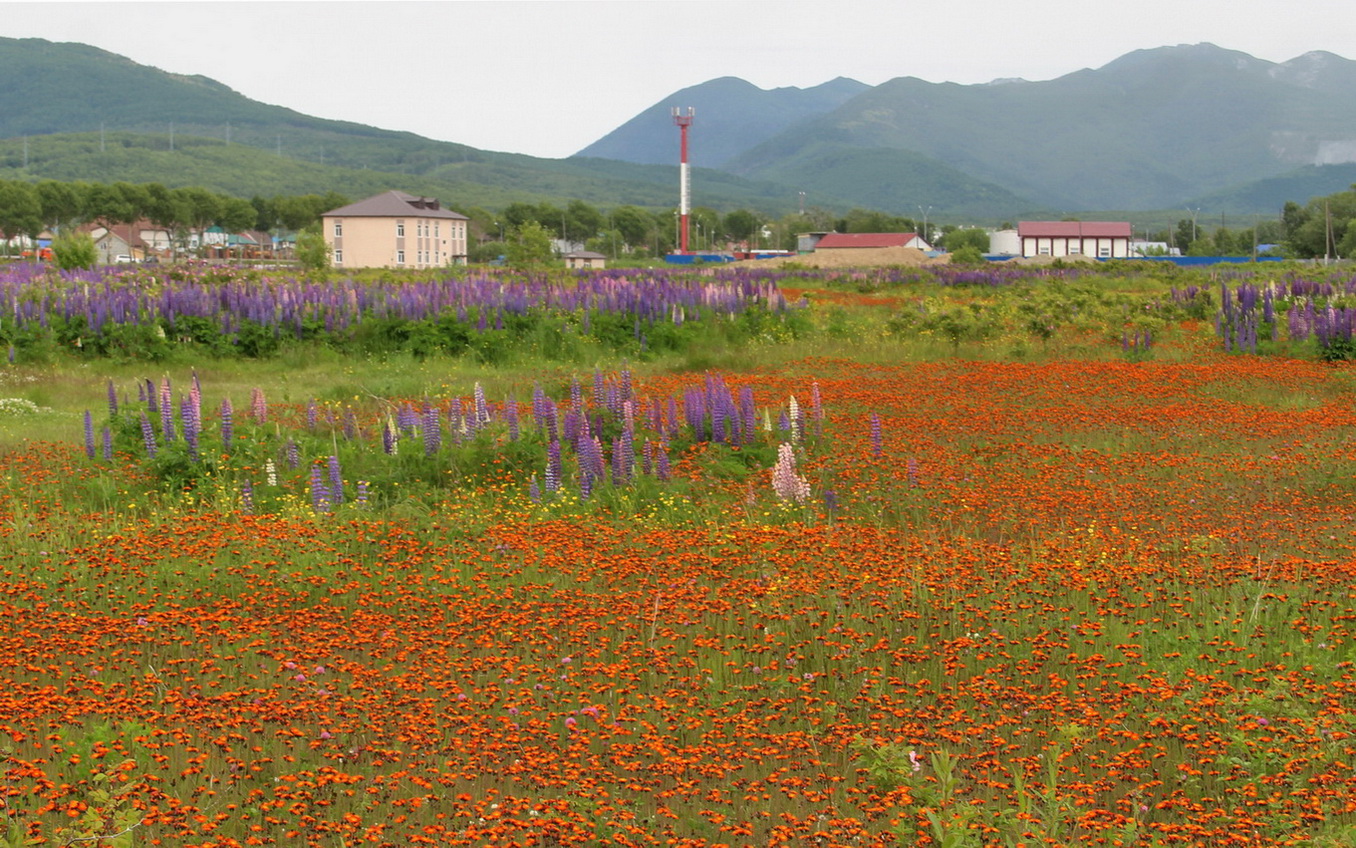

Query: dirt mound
[[737, 247, 946, 269]]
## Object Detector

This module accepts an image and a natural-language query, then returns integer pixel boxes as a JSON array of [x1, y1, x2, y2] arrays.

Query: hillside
[[575, 76, 871, 168], [0, 37, 856, 216], [589, 43, 1356, 214]]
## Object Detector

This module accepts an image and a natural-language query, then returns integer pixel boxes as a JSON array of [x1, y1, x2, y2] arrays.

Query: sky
[[5, 0, 1356, 159]]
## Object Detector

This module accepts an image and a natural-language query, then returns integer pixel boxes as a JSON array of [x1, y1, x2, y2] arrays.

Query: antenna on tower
[[671, 107, 694, 254]]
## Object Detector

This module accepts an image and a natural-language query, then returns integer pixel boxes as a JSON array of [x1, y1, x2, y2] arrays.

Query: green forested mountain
[[9, 36, 1353, 219], [575, 76, 871, 168], [591, 43, 1356, 214], [0, 37, 857, 216]]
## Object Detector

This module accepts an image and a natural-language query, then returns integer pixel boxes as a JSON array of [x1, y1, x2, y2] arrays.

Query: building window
[[397, 250, 405, 264], [1069, 243, 1081, 255], [1099, 246, 1111, 257], [435, 222, 440, 238], [396, 221, 405, 238], [333, 220, 342, 237], [334, 249, 343, 265]]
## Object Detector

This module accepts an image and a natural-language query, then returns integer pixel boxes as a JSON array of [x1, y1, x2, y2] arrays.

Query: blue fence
[[663, 253, 737, 265], [984, 255, 1286, 266]]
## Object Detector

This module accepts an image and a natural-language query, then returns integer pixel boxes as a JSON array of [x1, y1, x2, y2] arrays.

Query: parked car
[[114, 254, 135, 264]]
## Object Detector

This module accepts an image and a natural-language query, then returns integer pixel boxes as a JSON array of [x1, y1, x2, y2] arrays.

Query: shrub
[[50, 232, 97, 271]]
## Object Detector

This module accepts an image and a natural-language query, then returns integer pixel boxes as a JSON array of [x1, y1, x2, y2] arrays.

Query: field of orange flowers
[[2, 266, 1356, 847]]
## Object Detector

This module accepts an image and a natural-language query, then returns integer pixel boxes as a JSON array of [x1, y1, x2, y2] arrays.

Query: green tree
[[295, 223, 330, 271], [506, 221, 555, 268], [1174, 218, 1197, 255], [50, 231, 98, 270], [611, 206, 653, 250], [82, 182, 135, 230], [942, 227, 989, 253], [217, 196, 259, 232], [722, 209, 760, 244], [564, 199, 604, 244], [35, 180, 81, 234], [949, 244, 987, 265], [0, 180, 42, 254]]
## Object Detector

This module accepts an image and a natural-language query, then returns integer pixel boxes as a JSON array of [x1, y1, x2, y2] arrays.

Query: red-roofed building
[[813, 232, 933, 251], [1018, 221, 1132, 259]]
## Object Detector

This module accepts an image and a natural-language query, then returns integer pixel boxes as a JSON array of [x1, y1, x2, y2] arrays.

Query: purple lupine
[[327, 455, 343, 506], [448, 398, 464, 442], [907, 456, 919, 488], [397, 403, 418, 434], [610, 435, 627, 486], [343, 409, 358, 441], [307, 399, 319, 430], [356, 480, 369, 506], [655, 449, 671, 483], [382, 421, 397, 455], [642, 439, 654, 476], [180, 396, 199, 461], [505, 395, 520, 441], [140, 413, 157, 459], [101, 427, 112, 461], [870, 412, 882, 458], [241, 480, 254, 515], [528, 475, 542, 504], [423, 402, 442, 456], [106, 379, 118, 417], [83, 410, 95, 459], [220, 398, 234, 451], [310, 465, 329, 513], [159, 378, 175, 442], [740, 387, 757, 446], [285, 439, 300, 469]]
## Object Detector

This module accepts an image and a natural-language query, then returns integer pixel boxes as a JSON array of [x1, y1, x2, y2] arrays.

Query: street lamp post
[[1185, 208, 1200, 244], [917, 205, 932, 246]]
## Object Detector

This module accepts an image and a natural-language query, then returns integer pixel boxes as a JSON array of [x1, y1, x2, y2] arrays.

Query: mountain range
[[3, 37, 1356, 220]]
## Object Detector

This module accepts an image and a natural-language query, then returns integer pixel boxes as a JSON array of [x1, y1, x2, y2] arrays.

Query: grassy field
[[1, 260, 1354, 847]]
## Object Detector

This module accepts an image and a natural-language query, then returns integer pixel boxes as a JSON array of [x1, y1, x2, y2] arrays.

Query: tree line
[[0, 177, 351, 255]]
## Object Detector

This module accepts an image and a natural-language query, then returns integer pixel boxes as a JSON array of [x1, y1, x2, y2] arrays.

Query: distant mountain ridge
[[3, 37, 1355, 219], [575, 76, 871, 168], [581, 43, 1356, 214], [0, 36, 851, 215]]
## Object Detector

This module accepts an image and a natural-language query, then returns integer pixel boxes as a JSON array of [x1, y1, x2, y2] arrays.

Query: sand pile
[[737, 247, 945, 269]]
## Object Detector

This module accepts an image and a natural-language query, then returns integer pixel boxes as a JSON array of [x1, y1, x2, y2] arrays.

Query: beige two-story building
[[322, 191, 469, 269]]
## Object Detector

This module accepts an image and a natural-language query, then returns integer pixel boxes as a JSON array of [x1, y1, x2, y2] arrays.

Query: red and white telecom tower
[[671, 106, 694, 254]]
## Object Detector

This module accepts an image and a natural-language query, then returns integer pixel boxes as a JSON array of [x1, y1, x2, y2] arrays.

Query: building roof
[[323, 190, 469, 220], [1018, 221, 1132, 238], [565, 251, 607, 259], [814, 232, 923, 249]]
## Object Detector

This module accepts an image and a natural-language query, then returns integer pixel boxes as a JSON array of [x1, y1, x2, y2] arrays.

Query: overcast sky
[[6, 0, 1356, 159]]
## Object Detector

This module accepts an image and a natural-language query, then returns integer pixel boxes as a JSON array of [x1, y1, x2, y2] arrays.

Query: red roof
[[815, 232, 920, 249], [1018, 221, 1131, 238]]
